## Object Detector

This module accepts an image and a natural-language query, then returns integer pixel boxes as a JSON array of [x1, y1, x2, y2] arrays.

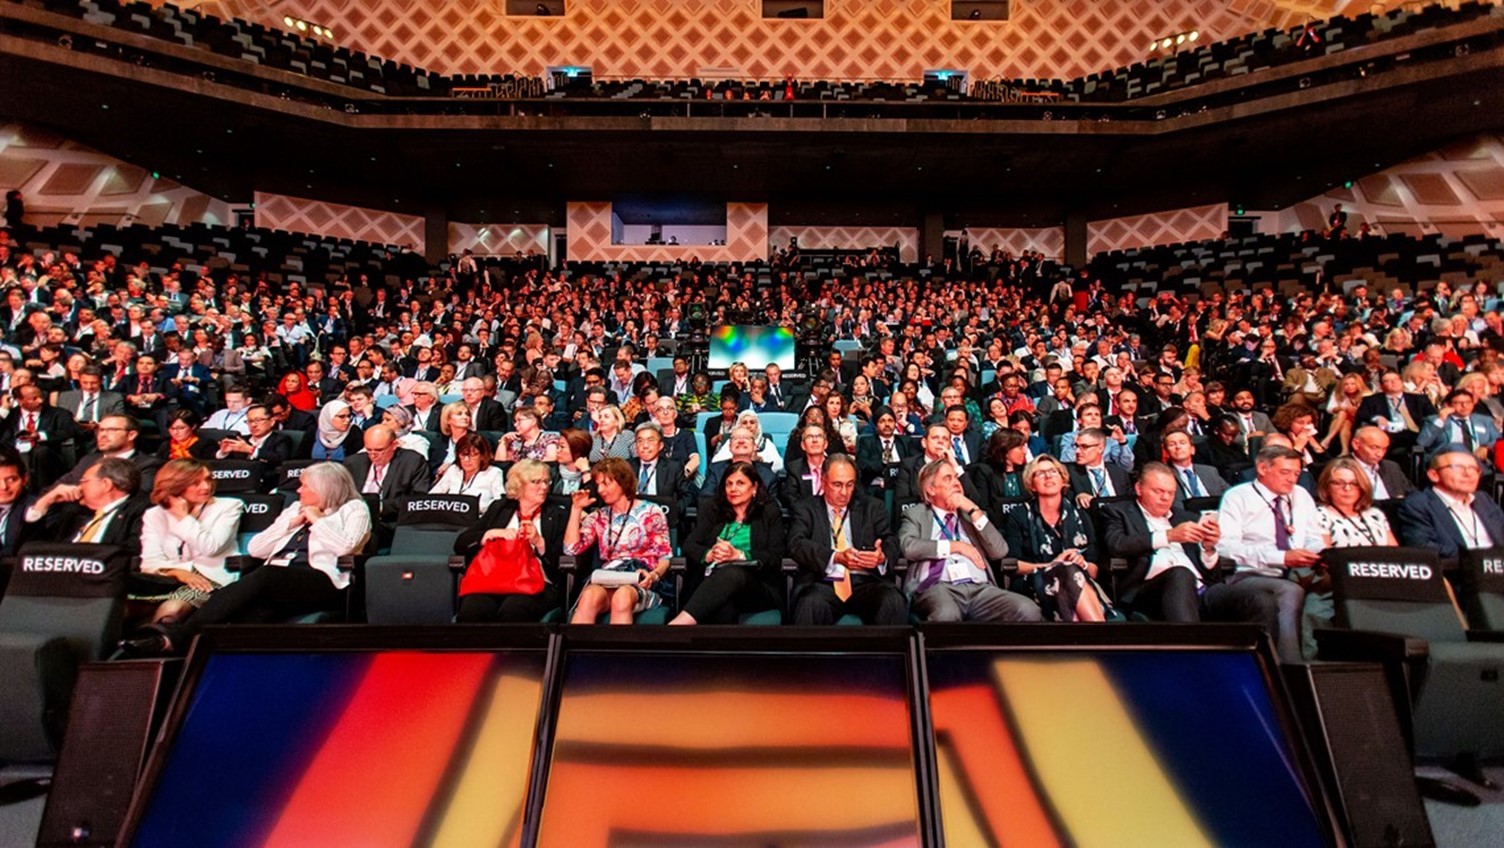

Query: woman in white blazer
[[136, 459, 245, 623], [122, 462, 372, 656]]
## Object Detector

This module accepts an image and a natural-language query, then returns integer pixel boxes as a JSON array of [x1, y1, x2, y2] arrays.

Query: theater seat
[[0, 543, 130, 762], [561, 554, 686, 624], [1317, 546, 1504, 782], [364, 494, 481, 624]]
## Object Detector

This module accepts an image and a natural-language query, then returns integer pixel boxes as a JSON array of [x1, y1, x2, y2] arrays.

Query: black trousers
[[1131, 567, 1280, 630], [682, 565, 780, 624], [166, 565, 343, 646], [456, 584, 563, 623], [791, 580, 908, 626]]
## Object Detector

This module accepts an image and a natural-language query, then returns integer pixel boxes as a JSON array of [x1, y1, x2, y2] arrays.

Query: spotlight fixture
[[1152, 28, 1200, 54], [283, 14, 334, 40]]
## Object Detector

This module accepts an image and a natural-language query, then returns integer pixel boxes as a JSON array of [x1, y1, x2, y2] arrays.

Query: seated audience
[[1346, 426, 1414, 500], [896, 424, 982, 507], [122, 462, 371, 655], [1417, 388, 1500, 467], [711, 410, 784, 470], [381, 404, 432, 457], [157, 409, 217, 460], [566, 457, 673, 624], [552, 427, 594, 495], [430, 400, 474, 475], [899, 459, 1041, 623], [787, 454, 906, 626], [25, 456, 149, 551], [214, 404, 294, 487], [589, 404, 637, 461], [1065, 427, 1132, 508], [498, 407, 559, 463], [671, 460, 785, 625], [627, 423, 692, 522], [452, 459, 566, 622], [309, 399, 361, 461], [1161, 428, 1229, 508], [135, 458, 245, 623], [649, 395, 700, 481], [702, 427, 780, 503], [56, 413, 164, 492]]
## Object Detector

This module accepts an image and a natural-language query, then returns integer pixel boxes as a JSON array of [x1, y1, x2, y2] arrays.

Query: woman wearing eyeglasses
[[1001, 455, 1111, 622], [308, 399, 362, 461], [1315, 457, 1397, 548], [452, 459, 566, 622]]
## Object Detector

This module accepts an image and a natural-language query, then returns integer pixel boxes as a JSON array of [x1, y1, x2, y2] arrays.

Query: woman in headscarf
[[309, 399, 362, 461], [381, 404, 431, 456]]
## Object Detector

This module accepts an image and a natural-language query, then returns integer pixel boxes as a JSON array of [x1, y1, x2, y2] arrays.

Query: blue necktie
[[1090, 467, 1106, 496], [952, 436, 966, 464], [1182, 469, 1202, 497]]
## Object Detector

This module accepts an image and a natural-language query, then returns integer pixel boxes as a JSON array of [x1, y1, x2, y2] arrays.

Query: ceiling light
[[295, 21, 307, 31], [283, 16, 294, 27]]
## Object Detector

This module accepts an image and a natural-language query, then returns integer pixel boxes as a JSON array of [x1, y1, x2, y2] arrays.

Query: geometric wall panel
[[952, 226, 1065, 260], [567, 201, 767, 261], [1087, 202, 1228, 254], [0, 121, 236, 229], [189, 0, 1282, 83], [253, 191, 425, 249], [770, 226, 920, 263], [1283, 132, 1504, 240], [448, 221, 551, 256]]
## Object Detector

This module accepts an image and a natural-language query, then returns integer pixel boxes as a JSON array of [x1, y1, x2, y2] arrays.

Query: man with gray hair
[[1216, 445, 1325, 662], [899, 459, 1040, 623]]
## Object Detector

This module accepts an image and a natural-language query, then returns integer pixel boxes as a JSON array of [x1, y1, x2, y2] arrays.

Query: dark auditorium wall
[[0, 121, 237, 229], [184, 0, 1292, 82]]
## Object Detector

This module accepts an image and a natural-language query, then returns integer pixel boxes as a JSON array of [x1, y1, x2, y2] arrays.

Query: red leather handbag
[[457, 536, 546, 597]]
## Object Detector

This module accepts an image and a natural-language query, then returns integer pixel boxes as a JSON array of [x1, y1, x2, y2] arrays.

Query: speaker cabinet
[[1283, 662, 1434, 848], [37, 660, 178, 848]]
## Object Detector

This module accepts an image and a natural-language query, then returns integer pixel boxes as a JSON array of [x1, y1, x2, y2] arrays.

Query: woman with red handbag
[[452, 459, 566, 622]]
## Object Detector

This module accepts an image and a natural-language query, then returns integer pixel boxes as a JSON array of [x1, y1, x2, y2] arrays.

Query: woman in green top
[[671, 461, 786, 624]]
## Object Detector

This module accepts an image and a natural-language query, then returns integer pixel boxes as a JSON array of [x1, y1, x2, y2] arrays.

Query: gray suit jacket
[[897, 502, 1008, 593], [55, 390, 125, 423]]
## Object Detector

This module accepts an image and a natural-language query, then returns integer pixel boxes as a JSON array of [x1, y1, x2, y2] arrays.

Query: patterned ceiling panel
[[181, 0, 1278, 81], [448, 221, 551, 256], [1086, 202, 1228, 254], [0, 121, 235, 229], [253, 190, 425, 249], [1285, 132, 1504, 240], [952, 226, 1065, 260], [770, 225, 920, 263], [567, 201, 768, 261]]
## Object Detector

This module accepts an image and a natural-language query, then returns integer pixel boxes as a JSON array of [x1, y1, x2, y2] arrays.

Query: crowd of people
[[0, 219, 1500, 659]]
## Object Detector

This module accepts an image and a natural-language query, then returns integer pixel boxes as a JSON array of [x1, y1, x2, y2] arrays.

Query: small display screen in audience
[[537, 652, 923, 847], [130, 651, 545, 848], [708, 324, 798, 371], [926, 649, 1328, 847]]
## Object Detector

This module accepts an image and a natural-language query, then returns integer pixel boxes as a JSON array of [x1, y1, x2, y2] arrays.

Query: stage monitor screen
[[708, 325, 797, 370], [537, 652, 923, 846], [926, 649, 1329, 847], [128, 650, 546, 847]]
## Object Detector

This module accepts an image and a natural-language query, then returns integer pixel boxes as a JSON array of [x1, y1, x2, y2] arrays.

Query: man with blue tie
[[1163, 430, 1229, 510], [1066, 429, 1131, 509], [899, 460, 1040, 623], [943, 405, 983, 466], [1399, 448, 1504, 560], [1417, 389, 1500, 468]]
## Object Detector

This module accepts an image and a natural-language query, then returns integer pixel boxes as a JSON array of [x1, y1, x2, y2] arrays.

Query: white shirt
[[1358, 461, 1390, 501], [429, 465, 505, 512], [246, 499, 371, 589], [1216, 480, 1325, 577], [204, 407, 252, 435], [1139, 504, 1217, 586], [927, 506, 992, 585]]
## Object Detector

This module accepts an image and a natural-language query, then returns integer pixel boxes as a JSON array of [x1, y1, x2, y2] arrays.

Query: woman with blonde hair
[[1000, 454, 1111, 622], [135, 458, 245, 623]]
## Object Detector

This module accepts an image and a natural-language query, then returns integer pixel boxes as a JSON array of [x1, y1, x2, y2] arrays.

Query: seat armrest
[[1314, 627, 1430, 663], [1108, 557, 1129, 574], [1465, 629, 1504, 643], [336, 554, 370, 574], [558, 554, 578, 574], [224, 555, 264, 574], [667, 556, 686, 574], [447, 554, 467, 573], [994, 557, 1019, 575]]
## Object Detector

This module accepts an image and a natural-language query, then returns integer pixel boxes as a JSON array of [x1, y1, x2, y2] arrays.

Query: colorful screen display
[[130, 651, 545, 848], [926, 650, 1327, 848], [536, 652, 922, 847], [708, 325, 797, 370]]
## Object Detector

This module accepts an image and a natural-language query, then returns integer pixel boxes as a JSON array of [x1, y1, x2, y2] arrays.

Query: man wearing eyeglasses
[[404, 381, 443, 432], [1398, 448, 1504, 561], [54, 413, 163, 493], [216, 404, 294, 488]]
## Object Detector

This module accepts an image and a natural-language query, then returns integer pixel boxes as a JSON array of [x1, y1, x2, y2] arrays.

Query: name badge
[[944, 555, 974, 583]]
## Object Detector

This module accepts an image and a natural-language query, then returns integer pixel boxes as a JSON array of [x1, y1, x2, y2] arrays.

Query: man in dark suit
[[1355, 370, 1437, 458], [3, 384, 80, 489], [121, 354, 175, 427], [856, 407, 912, 490], [896, 424, 981, 507], [1103, 463, 1280, 626], [1162, 430, 1230, 510], [0, 446, 36, 558], [1348, 426, 1414, 501], [56, 414, 163, 494], [343, 425, 433, 510], [305, 360, 343, 405], [161, 349, 213, 416], [781, 424, 833, 513], [1398, 449, 1504, 561], [627, 423, 692, 530], [941, 404, 985, 467], [700, 426, 779, 507], [403, 382, 444, 433], [214, 404, 295, 488], [788, 454, 906, 625], [460, 377, 508, 433], [1065, 428, 1132, 507], [23, 456, 149, 553]]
